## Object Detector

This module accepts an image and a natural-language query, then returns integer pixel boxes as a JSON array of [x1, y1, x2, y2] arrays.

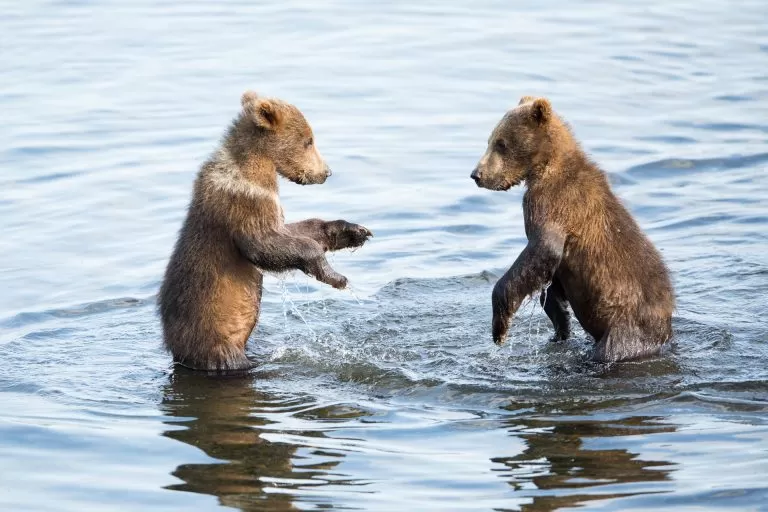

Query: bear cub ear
[[528, 97, 552, 125], [241, 91, 283, 130], [518, 95, 537, 105]]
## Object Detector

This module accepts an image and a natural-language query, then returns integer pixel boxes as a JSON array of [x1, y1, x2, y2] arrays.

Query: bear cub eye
[[494, 139, 507, 154], [305, 137, 314, 149]]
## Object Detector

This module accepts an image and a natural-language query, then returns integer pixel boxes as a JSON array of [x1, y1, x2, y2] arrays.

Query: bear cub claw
[[548, 330, 570, 343]]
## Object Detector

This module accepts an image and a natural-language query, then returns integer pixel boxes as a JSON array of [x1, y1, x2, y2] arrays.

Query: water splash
[[277, 273, 317, 339]]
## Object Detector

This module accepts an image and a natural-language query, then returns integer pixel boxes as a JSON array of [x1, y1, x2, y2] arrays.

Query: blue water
[[1, 1, 768, 510]]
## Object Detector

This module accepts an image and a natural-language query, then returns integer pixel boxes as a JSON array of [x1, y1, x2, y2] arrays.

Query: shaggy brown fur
[[471, 96, 674, 362], [159, 91, 372, 371]]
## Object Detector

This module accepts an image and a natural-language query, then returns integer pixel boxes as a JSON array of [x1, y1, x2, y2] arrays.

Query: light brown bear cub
[[159, 91, 372, 371], [471, 96, 674, 362]]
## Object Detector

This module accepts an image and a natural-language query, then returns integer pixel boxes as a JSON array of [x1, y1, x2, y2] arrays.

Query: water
[[2, 1, 768, 510]]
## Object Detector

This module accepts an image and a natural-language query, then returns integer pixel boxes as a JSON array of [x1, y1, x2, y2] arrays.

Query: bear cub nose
[[471, 168, 482, 182], [325, 165, 332, 178]]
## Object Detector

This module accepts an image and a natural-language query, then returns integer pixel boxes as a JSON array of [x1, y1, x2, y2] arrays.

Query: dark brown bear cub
[[471, 96, 674, 362], [159, 91, 372, 371]]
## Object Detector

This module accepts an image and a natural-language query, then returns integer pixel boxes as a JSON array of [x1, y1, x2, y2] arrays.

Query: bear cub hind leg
[[591, 326, 664, 363]]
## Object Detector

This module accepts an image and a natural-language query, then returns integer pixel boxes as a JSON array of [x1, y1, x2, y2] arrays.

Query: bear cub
[[471, 96, 674, 362], [159, 91, 372, 371]]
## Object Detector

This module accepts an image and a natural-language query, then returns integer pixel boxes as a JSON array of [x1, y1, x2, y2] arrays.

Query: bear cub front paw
[[325, 220, 373, 251]]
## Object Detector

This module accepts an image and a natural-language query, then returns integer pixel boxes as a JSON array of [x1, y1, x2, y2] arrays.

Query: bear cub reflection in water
[[471, 96, 674, 362], [159, 92, 372, 371]]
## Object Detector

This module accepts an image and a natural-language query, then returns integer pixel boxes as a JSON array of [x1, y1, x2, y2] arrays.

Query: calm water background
[[2, 1, 768, 510]]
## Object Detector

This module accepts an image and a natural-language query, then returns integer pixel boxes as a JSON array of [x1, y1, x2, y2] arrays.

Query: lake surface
[[2, 1, 768, 510]]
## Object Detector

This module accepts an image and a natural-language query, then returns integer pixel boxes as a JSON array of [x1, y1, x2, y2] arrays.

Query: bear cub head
[[240, 91, 331, 185], [471, 96, 557, 191]]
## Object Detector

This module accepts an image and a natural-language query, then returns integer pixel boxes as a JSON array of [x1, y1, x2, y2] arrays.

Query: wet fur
[[473, 96, 675, 362], [159, 92, 371, 371]]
